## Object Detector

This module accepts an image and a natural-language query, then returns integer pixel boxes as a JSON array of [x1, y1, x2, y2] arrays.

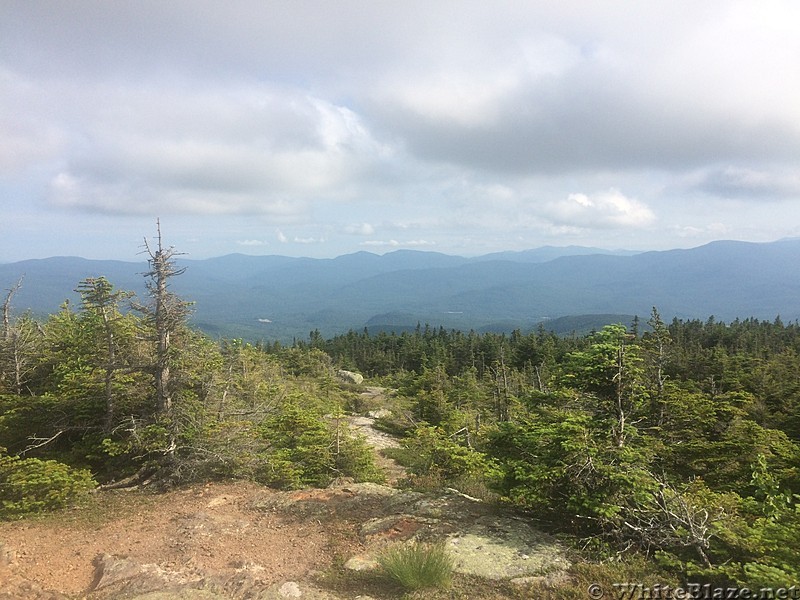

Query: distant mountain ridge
[[2, 240, 798, 342]]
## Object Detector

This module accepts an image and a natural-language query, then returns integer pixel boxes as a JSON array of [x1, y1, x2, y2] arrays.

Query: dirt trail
[[345, 386, 407, 484]]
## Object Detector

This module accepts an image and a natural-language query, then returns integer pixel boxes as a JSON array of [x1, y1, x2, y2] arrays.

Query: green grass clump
[[378, 541, 454, 591]]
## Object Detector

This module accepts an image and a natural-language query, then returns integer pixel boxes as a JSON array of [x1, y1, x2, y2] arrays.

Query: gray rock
[[343, 555, 379, 572], [366, 409, 391, 419], [359, 514, 438, 543], [278, 581, 302, 597], [255, 480, 570, 583], [259, 581, 342, 599], [337, 370, 364, 385], [446, 524, 569, 580], [90, 553, 205, 595]]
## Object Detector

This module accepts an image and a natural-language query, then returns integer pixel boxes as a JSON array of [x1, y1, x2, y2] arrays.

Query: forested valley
[[2, 241, 800, 594]]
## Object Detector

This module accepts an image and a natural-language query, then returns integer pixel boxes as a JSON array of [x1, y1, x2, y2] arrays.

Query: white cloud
[[3, 2, 800, 260], [544, 189, 656, 229], [362, 3, 800, 176], [41, 83, 390, 216], [361, 239, 436, 248], [0, 70, 66, 175], [374, 31, 584, 128], [237, 239, 268, 246], [674, 223, 730, 238], [344, 223, 375, 236], [362, 240, 400, 247]]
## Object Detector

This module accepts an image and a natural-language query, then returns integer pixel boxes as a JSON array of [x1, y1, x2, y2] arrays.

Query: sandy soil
[[0, 481, 352, 597]]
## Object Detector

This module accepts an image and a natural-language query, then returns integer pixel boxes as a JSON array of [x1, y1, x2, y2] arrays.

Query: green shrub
[[391, 425, 498, 487], [0, 450, 96, 518], [372, 412, 414, 437], [258, 404, 384, 488], [334, 430, 386, 484], [377, 541, 454, 591]]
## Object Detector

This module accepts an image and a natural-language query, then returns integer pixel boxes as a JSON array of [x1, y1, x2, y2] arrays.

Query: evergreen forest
[[2, 239, 800, 592]]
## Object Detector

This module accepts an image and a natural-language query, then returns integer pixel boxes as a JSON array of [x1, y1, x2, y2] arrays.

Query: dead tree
[[620, 480, 717, 569], [141, 221, 191, 417], [2, 277, 23, 342], [1, 277, 40, 396]]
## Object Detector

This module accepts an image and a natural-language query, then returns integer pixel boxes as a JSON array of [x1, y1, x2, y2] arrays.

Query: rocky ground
[[0, 387, 570, 599]]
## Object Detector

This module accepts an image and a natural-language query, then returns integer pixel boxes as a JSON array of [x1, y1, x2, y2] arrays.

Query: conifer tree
[[75, 276, 133, 431]]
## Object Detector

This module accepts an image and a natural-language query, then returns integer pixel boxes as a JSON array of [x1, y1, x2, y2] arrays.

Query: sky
[[1, 1, 799, 262]]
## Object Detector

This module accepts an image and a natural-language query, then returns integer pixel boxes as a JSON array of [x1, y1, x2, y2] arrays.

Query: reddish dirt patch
[[369, 517, 424, 542], [0, 481, 352, 598]]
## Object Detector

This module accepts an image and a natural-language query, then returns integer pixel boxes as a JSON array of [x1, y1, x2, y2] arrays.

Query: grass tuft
[[377, 540, 454, 591]]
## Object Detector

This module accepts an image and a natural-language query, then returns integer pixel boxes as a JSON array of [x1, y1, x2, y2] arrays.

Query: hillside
[[2, 240, 799, 341]]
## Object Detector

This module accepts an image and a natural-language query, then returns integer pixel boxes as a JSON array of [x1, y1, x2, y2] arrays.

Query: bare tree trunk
[[12, 330, 23, 395], [5, 319, 39, 397], [143, 220, 188, 415], [2, 278, 24, 392], [153, 225, 172, 414], [141, 220, 190, 460], [2, 278, 23, 342], [614, 344, 627, 448], [489, 347, 511, 421]]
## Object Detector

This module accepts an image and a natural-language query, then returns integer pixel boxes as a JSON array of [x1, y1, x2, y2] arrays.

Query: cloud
[[674, 223, 731, 238], [12, 2, 799, 194], [3, 2, 800, 259], [344, 223, 375, 236], [372, 32, 581, 129], [237, 239, 268, 246], [0, 69, 66, 175], [544, 189, 655, 229], [40, 83, 389, 216], [688, 166, 800, 199], [361, 239, 436, 248], [363, 4, 800, 176]]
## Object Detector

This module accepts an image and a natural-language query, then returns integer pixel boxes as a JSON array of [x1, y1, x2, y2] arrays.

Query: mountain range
[[2, 240, 798, 342]]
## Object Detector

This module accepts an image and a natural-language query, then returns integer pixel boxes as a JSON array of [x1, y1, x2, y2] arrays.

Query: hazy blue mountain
[[2, 240, 798, 342], [0, 257, 149, 317], [475, 245, 640, 263]]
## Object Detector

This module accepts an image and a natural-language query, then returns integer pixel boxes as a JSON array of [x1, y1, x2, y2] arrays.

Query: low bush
[[0, 450, 96, 518]]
